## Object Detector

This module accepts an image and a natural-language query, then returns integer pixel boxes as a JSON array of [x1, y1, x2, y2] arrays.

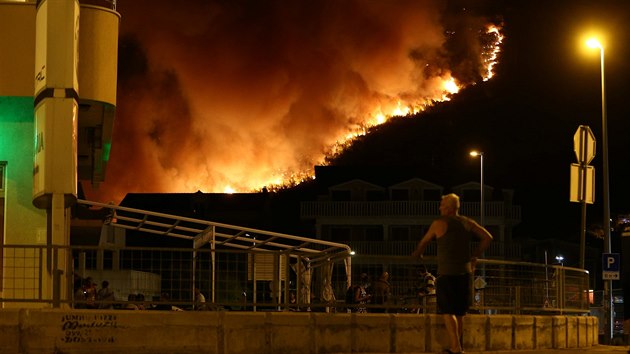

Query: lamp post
[[586, 37, 612, 343], [470, 151, 484, 226], [470, 150, 486, 313]]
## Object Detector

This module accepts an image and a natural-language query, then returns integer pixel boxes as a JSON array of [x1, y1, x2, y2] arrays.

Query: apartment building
[[300, 166, 522, 260]]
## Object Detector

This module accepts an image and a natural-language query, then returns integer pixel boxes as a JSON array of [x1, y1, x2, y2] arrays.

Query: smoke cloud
[[84, 0, 499, 203]]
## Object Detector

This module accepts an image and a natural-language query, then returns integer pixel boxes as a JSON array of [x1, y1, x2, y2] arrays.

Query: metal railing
[[1, 244, 589, 315], [338, 257, 589, 315]]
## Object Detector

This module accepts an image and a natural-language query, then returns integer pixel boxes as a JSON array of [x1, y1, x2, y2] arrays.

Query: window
[[364, 226, 383, 241], [365, 190, 384, 201], [463, 189, 480, 202], [100, 250, 112, 269], [331, 190, 351, 201], [390, 226, 410, 241], [424, 189, 441, 201], [391, 225, 425, 241], [328, 227, 351, 242], [391, 189, 409, 201]]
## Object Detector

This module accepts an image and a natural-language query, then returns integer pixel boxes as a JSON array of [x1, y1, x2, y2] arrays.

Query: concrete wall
[[0, 309, 598, 354]]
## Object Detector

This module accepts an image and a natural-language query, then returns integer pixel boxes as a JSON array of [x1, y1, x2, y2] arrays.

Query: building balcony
[[345, 241, 522, 260], [300, 201, 521, 224]]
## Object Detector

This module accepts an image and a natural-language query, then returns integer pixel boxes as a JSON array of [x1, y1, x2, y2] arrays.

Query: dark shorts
[[436, 273, 472, 316]]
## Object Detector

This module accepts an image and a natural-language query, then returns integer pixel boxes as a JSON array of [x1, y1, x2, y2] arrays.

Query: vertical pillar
[[50, 194, 70, 301], [33, 0, 80, 308]]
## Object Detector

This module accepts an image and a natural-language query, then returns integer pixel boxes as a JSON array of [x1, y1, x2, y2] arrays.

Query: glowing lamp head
[[586, 38, 602, 49], [469, 150, 483, 158]]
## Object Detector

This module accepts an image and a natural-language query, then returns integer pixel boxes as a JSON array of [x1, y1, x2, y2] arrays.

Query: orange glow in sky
[[84, 2, 504, 203]]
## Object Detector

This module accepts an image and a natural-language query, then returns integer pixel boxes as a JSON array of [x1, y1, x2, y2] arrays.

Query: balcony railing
[[347, 241, 522, 259], [301, 201, 521, 222]]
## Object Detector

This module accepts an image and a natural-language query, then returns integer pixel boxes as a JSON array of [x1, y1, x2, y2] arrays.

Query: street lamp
[[586, 37, 612, 343], [469, 151, 484, 226], [555, 255, 564, 266]]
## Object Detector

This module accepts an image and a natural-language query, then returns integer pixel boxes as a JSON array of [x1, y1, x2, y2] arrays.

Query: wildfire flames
[[482, 25, 504, 81], [84, 1, 504, 202]]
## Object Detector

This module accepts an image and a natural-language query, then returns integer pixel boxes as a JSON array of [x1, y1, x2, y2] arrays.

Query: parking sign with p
[[602, 253, 620, 280]]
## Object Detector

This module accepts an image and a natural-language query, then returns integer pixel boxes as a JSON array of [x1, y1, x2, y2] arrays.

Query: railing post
[[273, 253, 280, 310], [514, 286, 520, 315], [38, 247, 44, 301], [192, 249, 196, 306], [296, 256, 302, 309], [52, 247, 61, 308], [558, 267, 565, 314], [283, 253, 290, 311], [252, 253, 257, 312]]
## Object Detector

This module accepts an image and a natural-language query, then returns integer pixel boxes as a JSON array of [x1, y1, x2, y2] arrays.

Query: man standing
[[372, 271, 391, 313], [418, 265, 436, 297], [417, 265, 436, 313], [194, 287, 207, 311], [96, 280, 115, 309], [412, 193, 493, 354], [354, 273, 372, 313]]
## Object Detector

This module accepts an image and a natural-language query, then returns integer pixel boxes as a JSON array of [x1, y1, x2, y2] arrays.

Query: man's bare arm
[[411, 220, 441, 258]]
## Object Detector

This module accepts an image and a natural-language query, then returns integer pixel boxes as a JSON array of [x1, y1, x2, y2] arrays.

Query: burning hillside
[[84, 1, 503, 202]]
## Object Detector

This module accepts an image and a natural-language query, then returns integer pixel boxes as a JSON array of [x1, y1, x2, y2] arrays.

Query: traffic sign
[[570, 164, 595, 203], [602, 253, 620, 280], [574, 125, 596, 164]]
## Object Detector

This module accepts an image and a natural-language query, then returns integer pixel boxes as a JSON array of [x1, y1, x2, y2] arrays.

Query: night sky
[[84, 1, 630, 245], [334, 0, 630, 243]]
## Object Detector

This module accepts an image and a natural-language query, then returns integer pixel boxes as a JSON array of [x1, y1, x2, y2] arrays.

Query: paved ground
[[344, 346, 630, 354], [429, 345, 630, 353]]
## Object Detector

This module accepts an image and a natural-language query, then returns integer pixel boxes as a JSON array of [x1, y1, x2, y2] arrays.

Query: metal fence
[[1, 244, 590, 315], [342, 256, 590, 315]]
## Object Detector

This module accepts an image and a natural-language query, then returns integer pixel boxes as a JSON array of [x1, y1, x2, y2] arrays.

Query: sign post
[[570, 125, 596, 269]]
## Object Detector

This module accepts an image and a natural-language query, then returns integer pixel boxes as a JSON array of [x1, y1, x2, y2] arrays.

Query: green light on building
[[0, 96, 34, 153], [103, 142, 111, 162]]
